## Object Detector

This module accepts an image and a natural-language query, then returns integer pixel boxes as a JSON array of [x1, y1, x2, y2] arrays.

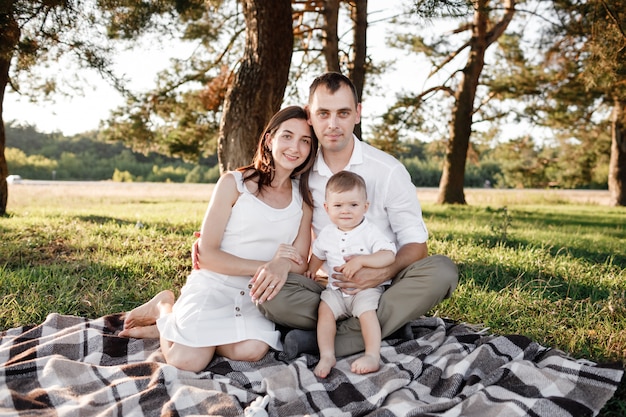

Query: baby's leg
[[351, 310, 381, 375], [314, 301, 337, 378]]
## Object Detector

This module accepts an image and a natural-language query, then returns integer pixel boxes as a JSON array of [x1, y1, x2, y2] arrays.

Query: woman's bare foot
[[123, 290, 175, 329], [351, 353, 380, 375], [118, 324, 160, 339], [314, 355, 336, 378]]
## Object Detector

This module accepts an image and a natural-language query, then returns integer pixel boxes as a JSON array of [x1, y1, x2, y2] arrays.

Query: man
[[261, 72, 459, 358]]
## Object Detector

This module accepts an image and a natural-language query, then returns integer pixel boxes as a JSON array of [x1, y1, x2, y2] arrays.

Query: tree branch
[[486, 0, 516, 45]]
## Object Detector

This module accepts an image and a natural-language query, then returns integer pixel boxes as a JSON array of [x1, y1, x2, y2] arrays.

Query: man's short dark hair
[[309, 72, 359, 107]]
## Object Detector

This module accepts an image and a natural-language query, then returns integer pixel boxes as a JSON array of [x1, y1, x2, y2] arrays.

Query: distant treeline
[[6, 124, 220, 183], [5, 123, 609, 189]]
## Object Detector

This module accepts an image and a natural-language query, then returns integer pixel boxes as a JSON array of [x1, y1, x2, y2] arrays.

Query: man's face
[[307, 84, 361, 154]]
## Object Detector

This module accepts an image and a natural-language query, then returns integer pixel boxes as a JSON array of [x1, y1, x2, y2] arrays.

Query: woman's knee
[[167, 352, 212, 373], [229, 340, 269, 362], [165, 345, 214, 372]]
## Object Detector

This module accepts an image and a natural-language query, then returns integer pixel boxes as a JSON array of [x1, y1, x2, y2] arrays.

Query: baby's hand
[[337, 257, 363, 280]]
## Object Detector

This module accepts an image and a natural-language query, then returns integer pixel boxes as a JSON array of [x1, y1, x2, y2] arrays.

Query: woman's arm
[[289, 202, 312, 274], [249, 202, 313, 303], [196, 173, 267, 276]]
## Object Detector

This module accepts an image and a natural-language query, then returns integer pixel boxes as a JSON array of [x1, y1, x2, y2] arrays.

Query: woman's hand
[[191, 231, 201, 270], [273, 243, 304, 265], [249, 257, 291, 304]]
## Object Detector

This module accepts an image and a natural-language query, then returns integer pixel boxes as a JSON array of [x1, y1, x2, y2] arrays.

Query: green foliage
[[401, 156, 503, 188], [487, 206, 512, 242], [402, 157, 441, 187], [112, 169, 134, 182], [185, 164, 221, 183], [5, 123, 217, 183], [4, 148, 57, 179]]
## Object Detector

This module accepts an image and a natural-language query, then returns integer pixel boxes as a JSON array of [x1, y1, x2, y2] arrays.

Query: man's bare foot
[[314, 355, 336, 378], [351, 353, 380, 375], [118, 324, 160, 339], [123, 290, 175, 329]]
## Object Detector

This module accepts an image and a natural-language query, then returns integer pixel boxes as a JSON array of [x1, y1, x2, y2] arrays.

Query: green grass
[[2, 182, 625, 415]]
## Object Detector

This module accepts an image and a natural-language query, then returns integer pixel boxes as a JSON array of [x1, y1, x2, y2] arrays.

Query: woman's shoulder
[[213, 171, 246, 197]]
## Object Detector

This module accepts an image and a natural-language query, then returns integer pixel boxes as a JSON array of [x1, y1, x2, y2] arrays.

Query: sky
[[4, 1, 429, 138]]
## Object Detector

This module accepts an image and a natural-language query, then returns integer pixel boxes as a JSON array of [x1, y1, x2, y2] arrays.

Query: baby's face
[[324, 187, 368, 231]]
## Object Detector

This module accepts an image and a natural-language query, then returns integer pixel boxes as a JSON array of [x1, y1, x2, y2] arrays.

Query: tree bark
[[349, 0, 367, 139], [437, 0, 515, 204], [217, 0, 293, 172], [0, 5, 19, 215], [609, 96, 626, 206], [323, 0, 340, 73]]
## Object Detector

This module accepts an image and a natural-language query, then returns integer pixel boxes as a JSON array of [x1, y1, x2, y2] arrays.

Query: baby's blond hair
[[325, 171, 367, 199]]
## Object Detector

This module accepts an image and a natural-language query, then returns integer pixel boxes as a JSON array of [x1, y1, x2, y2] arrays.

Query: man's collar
[[314, 134, 363, 175]]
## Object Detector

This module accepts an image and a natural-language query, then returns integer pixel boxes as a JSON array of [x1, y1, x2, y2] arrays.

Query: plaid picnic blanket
[[0, 313, 622, 417]]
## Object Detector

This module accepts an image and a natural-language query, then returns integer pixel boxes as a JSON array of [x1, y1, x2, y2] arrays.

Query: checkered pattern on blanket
[[0, 313, 622, 416]]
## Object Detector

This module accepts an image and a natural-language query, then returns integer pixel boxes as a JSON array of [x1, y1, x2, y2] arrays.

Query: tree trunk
[[0, 6, 19, 216], [436, 1, 488, 205], [608, 96, 626, 206], [323, 0, 340, 73], [437, 0, 515, 204], [217, 0, 293, 172], [349, 0, 367, 139]]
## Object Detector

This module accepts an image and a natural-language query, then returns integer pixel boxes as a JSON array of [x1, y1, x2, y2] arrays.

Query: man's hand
[[331, 261, 392, 295]]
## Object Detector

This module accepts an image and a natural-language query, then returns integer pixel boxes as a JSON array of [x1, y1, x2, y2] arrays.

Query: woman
[[119, 106, 318, 372]]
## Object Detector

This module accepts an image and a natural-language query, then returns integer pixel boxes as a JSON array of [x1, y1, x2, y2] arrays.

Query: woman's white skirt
[[157, 269, 283, 351]]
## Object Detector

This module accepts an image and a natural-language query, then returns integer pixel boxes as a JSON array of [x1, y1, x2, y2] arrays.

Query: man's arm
[[333, 241, 427, 291]]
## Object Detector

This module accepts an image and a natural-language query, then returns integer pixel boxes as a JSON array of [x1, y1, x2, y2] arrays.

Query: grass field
[[2, 181, 625, 415]]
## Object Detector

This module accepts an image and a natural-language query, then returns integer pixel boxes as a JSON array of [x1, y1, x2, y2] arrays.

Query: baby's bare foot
[[314, 356, 336, 378], [123, 290, 175, 329], [351, 354, 380, 375], [118, 324, 160, 339]]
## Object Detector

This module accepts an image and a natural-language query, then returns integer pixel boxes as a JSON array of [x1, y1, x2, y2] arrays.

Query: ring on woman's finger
[[268, 285, 276, 289]]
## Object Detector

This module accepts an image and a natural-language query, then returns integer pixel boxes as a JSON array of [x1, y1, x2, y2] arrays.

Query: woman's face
[[267, 118, 313, 173]]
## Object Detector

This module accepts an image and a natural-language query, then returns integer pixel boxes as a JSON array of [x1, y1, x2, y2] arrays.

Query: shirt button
[[235, 307, 240, 311], [240, 291, 245, 295]]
